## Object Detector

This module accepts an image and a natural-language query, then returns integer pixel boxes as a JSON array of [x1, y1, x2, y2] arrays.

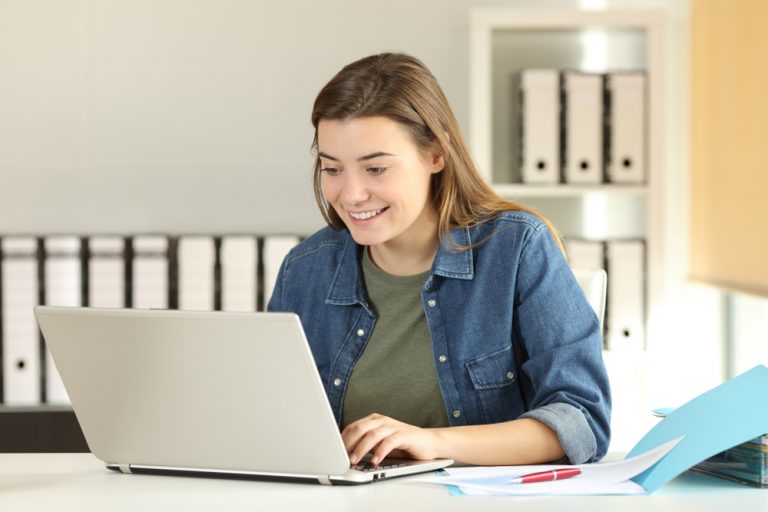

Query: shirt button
[[333, 378, 342, 387], [452, 410, 461, 418], [438, 355, 447, 363], [507, 371, 515, 380], [427, 299, 436, 308], [356, 329, 365, 337]]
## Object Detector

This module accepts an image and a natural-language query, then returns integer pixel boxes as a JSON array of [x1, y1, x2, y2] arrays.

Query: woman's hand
[[341, 414, 565, 466], [341, 413, 443, 466]]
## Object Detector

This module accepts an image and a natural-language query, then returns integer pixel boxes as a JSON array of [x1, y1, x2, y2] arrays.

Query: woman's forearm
[[433, 418, 565, 465]]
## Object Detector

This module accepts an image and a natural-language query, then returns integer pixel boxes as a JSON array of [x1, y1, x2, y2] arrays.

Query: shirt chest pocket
[[465, 345, 527, 424]]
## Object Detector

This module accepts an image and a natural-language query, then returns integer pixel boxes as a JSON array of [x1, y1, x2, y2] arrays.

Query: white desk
[[2, 453, 766, 512]]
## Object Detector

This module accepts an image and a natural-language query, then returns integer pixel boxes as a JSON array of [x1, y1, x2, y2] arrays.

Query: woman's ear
[[429, 135, 448, 174], [430, 151, 445, 174]]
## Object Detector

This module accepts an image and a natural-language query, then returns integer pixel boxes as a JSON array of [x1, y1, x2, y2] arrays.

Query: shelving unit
[[470, 6, 665, 334], [469, 7, 667, 450]]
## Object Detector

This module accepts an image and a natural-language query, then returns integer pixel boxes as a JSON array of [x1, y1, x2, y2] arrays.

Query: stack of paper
[[412, 438, 681, 496]]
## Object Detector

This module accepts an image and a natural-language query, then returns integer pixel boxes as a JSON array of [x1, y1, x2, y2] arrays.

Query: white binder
[[178, 236, 215, 311], [1, 237, 41, 405], [88, 237, 125, 308], [519, 69, 560, 184], [45, 236, 82, 404], [606, 72, 646, 183], [563, 71, 603, 184], [566, 238, 605, 271], [263, 236, 300, 309], [221, 236, 257, 312], [605, 240, 645, 351], [132, 236, 169, 309]]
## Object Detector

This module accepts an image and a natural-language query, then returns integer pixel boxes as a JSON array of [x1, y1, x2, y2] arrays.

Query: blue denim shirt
[[268, 211, 611, 463]]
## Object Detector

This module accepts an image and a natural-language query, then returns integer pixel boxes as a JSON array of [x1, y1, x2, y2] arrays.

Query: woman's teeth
[[349, 208, 385, 220]]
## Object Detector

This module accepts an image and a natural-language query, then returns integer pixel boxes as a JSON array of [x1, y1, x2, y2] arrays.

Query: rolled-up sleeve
[[520, 402, 597, 464]]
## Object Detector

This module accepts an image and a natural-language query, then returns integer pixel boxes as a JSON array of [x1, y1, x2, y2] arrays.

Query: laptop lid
[[34, 306, 451, 484]]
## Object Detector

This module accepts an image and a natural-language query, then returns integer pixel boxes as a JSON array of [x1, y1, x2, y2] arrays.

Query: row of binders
[[566, 238, 646, 351], [519, 69, 646, 184], [0, 234, 301, 406], [2, 233, 646, 405]]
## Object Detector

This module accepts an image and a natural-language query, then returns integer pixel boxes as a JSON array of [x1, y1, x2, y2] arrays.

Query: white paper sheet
[[409, 437, 682, 496]]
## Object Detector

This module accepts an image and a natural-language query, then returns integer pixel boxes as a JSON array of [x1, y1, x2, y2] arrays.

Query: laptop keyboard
[[353, 460, 407, 473]]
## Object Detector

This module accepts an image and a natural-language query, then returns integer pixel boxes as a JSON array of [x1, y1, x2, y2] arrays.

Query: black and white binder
[[519, 69, 560, 184], [1, 237, 41, 405], [88, 237, 125, 308], [221, 236, 257, 312], [263, 236, 300, 309], [605, 72, 647, 183], [605, 239, 646, 351], [44, 236, 82, 404], [563, 71, 603, 184], [177, 236, 215, 311], [132, 236, 169, 309]]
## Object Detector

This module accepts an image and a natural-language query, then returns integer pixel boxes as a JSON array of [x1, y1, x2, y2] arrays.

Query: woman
[[268, 53, 610, 467]]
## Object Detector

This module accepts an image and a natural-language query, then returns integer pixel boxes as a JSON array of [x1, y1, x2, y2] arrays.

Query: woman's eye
[[322, 167, 341, 176], [367, 167, 386, 175]]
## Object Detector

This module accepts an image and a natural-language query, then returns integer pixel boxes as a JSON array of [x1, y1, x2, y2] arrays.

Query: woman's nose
[[340, 172, 370, 205]]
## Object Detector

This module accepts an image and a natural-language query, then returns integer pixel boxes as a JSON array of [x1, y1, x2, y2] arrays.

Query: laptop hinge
[[318, 475, 332, 485], [118, 464, 133, 474]]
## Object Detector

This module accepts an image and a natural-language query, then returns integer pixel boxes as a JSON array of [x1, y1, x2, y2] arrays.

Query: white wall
[[0, 0, 669, 235], [731, 293, 768, 375]]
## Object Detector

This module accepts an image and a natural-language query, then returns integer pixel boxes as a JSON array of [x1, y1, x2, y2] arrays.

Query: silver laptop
[[34, 306, 453, 484]]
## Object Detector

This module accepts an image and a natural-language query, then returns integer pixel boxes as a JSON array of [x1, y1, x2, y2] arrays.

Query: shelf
[[0, 406, 87, 452], [494, 183, 648, 199]]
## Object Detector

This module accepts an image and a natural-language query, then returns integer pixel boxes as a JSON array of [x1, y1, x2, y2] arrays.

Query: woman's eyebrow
[[318, 151, 396, 162]]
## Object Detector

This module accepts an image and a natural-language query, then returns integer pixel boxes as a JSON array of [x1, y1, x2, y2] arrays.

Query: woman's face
[[317, 116, 444, 251]]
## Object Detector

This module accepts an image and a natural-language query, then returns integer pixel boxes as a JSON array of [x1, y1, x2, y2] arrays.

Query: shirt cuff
[[520, 402, 597, 464]]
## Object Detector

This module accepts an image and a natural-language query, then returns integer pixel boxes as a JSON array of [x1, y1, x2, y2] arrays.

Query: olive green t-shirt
[[341, 249, 450, 429]]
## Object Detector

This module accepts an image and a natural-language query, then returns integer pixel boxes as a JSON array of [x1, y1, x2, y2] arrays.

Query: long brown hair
[[310, 52, 562, 251]]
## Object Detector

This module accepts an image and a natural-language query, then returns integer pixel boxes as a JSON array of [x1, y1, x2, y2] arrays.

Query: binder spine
[[605, 239, 647, 351], [177, 236, 216, 311], [88, 237, 127, 308], [44, 236, 82, 404], [519, 69, 560, 184], [132, 236, 170, 310], [220, 236, 257, 312], [562, 71, 603, 184], [605, 72, 647, 183]]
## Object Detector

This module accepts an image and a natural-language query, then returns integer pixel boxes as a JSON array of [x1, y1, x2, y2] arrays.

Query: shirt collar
[[432, 226, 474, 280], [324, 226, 475, 307]]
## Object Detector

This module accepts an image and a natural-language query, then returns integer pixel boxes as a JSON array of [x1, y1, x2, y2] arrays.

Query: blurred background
[[0, 0, 765, 453]]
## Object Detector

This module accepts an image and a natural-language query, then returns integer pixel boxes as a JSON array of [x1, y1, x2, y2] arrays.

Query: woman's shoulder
[[468, 210, 550, 240], [282, 225, 352, 266]]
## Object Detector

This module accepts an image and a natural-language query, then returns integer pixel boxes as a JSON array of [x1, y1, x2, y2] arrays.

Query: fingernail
[[349, 454, 357, 465], [371, 456, 379, 466]]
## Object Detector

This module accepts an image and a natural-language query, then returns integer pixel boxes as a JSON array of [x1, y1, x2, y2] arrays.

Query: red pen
[[509, 467, 582, 484]]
